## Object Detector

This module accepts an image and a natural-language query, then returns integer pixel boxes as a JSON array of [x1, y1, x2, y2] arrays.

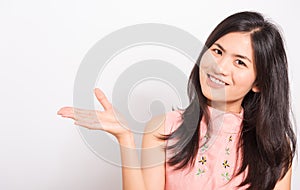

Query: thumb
[[94, 88, 112, 111]]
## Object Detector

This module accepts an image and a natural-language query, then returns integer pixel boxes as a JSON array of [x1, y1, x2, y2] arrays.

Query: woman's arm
[[274, 166, 292, 190], [116, 111, 166, 190], [141, 115, 166, 190], [118, 134, 147, 190], [57, 88, 165, 190]]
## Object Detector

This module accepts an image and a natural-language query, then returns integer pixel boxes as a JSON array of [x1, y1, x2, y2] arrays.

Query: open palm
[[57, 88, 130, 139]]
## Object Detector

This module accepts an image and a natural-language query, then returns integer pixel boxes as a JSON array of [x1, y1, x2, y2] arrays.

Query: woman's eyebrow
[[213, 43, 252, 63], [235, 54, 252, 63], [214, 43, 226, 52]]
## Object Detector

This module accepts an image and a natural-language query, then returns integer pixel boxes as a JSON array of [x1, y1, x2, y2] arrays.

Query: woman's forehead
[[213, 32, 254, 61]]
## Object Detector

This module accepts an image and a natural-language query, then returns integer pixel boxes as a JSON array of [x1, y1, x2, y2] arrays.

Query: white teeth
[[209, 75, 226, 85]]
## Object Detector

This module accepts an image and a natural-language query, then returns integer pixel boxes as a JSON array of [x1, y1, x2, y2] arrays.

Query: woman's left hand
[[57, 88, 131, 140]]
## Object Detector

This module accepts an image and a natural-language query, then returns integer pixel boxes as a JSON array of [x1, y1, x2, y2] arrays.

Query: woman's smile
[[206, 74, 229, 88]]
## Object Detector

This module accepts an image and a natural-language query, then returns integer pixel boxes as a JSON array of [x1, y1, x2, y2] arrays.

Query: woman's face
[[199, 32, 259, 113]]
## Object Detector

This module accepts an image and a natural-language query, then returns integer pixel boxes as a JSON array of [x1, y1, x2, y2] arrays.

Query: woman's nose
[[215, 56, 231, 75]]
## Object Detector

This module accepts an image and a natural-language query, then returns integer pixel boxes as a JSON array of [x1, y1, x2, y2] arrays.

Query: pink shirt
[[165, 106, 248, 190]]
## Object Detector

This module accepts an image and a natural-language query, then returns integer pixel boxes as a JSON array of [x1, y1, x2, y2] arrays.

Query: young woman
[[58, 11, 296, 189]]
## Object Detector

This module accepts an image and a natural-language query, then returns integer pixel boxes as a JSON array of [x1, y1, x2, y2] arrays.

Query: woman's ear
[[252, 85, 260, 93]]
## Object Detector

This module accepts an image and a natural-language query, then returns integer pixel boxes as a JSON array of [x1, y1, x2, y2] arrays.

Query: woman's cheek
[[200, 57, 215, 74]]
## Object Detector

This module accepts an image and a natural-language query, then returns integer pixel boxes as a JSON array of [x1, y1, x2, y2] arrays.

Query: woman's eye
[[236, 59, 246, 66], [212, 49, 222, 55]]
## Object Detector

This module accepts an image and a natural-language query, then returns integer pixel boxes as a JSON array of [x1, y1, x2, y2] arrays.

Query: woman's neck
[[207, 101, 243, 114]]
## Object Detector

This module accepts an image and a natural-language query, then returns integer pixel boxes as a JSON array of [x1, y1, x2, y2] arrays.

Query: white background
[[0, 0, 299, 189]]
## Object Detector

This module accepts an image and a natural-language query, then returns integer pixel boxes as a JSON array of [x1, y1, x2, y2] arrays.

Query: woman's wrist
[[117, 131, 136, 148]]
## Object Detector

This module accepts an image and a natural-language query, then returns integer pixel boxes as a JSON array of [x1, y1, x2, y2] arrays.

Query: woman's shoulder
[[143, 110, 183, 137], [164, 110, 183, 135]]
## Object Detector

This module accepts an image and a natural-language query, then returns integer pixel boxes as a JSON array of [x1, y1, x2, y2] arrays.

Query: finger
[[74, 119, 102, 130], [74, 120, 93, 130], [94, 88, 112, 111], [71, 110, 97, 122], [58, 107, 92, 121], [74, 108, 95, 117], [76, 111, 99, 123], [61, 114, 76, 120], [58, 107, 93, 115], [57, 107, 73, 115]]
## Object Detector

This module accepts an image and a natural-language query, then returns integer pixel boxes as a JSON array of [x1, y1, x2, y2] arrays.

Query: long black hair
[[164, 11, 297, 189]]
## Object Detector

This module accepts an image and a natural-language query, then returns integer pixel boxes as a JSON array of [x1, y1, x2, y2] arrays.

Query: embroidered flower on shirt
[[199, 156, 207, 165], [222, 160, 230, 168], [228, 135, 233, 142], [221, 172, 231, 181], [200, 144, 208, 153], [225, 147, 230, 155], [196, 168, 205, 175], [204, 134, 209, 140]]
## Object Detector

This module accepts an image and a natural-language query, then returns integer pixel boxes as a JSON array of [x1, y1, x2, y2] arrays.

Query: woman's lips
[[206, 74, 229, 88]]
